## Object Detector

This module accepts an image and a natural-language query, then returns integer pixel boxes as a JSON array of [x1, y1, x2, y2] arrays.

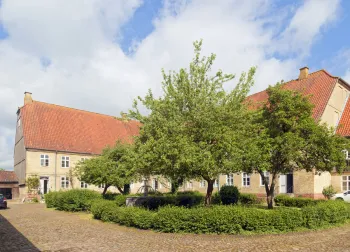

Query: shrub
[[115, 194, 127, 207], [211, 192, 221, 205], [45, 189, 101, 211], [322, 185, 337, 200], [239, 193, 260, 205], [219, 185, 239, 205], [274, 195, 325, 208], [103, 192, 120, 201]]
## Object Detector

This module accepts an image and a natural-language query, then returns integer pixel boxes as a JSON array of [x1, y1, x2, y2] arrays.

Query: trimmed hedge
[[274, 195, 325, 208], [239, 193, 261, 205], [45, 189, 101, 212], [219, 185, 239, 205], [89, 199, 350, 234]]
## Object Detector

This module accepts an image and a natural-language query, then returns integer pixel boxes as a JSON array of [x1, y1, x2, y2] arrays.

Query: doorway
[[280, 174, 293, 194], [40, 176, 49, 194]]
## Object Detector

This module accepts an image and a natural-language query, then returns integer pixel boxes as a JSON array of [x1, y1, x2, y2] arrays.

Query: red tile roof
[[20, 101, 140, 154], [246, 70, 338, 120], [0, 171, 18, 183], [337, 98, 350, 137]]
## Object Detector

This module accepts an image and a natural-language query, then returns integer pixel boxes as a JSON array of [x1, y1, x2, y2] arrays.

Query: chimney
[[299, 67, 309, 80], [24, 92, 33, 105]]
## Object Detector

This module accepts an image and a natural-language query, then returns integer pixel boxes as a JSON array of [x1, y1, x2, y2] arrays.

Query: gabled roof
[[0, 171, 18, 183], [246, 70, 339, 120], [20, 101, 140, 155], [337, 98, 350, 137]]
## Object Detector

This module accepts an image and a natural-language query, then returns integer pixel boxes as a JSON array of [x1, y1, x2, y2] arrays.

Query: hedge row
[[274, 195, 325, 208], [90, 199, 350, 234]]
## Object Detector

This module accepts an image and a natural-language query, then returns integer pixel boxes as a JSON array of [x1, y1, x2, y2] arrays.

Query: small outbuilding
[[0, 171, 19, 199]]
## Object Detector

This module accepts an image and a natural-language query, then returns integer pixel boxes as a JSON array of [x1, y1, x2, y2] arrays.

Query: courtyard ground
[[1, 202, 350, 252]]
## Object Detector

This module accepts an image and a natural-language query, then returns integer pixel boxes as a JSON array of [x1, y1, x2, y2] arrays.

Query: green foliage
[[274, 195, 325, 208], [75, 140, 134, 194], [115, 195, 127, 207], [239, 193, 260, 205], [102, 192, 120, 201], [129, 40, 256, 204], [322, 185, 337, 200], [44, 189, 101, 212], [211, 192, 221, 205], [219, 185, 239, 205], [239, 83, 350, 208], [26, 175, 40, 192], [32, 197, 39, 203]]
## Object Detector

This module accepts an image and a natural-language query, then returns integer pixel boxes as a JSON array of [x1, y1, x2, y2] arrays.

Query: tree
[[75, 141, 133, 195], [129, 40, 256, 204], [239, 84, 349, 209], [26, 175, 40, 193]]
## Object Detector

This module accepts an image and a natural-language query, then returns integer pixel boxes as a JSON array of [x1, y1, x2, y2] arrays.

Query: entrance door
[[280, 175, 287, 193], [40, 177, 49, 194]]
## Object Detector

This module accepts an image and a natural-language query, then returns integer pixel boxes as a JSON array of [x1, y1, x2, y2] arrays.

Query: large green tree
[[129, 40, 256, 204], [240, 84, 349, 209], [75, 141, 133, 195]]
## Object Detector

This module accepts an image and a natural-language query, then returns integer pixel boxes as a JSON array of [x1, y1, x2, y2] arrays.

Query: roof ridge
[[32, 100, 129, 121]]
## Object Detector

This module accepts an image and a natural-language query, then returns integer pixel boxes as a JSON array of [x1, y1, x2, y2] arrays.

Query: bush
[[219, 185, 239, 205], [103, 192, 120, 201], [45, 189, 101, 211], [274, 195, 325, 208], [115, 195, 127, 206], [239, 193, 260, 205], [322, 185, 337, 200], [211, 192, 221, 205]]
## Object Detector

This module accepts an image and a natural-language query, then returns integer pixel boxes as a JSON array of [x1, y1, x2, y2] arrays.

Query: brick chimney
[[24, 92, 33, 105], [299, 67, 309, 80]]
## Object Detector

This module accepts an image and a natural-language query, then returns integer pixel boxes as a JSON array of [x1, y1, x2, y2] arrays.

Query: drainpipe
[[54, 151, 57, 191]]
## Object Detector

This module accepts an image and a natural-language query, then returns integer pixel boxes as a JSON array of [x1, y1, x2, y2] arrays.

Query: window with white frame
[[187, 181, 193, 189], [81, 157, 88, 162], [226, 174, 234, 186], [99, 183, 105, 189], [61, 156, 70, 168], [61, 177, 69, 189], [260, 171, 270, 186], [214, 178, 219, 188], [40, 154, 49, 167], [342, 176, 350, 192], [80, 181, 88, 188], [152, 178, 159, 190], [242, 173, 250, 187], [199, 180, 206, 188]]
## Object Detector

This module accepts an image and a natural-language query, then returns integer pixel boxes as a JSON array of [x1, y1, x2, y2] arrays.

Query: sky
[[0, 0, 350, 170]]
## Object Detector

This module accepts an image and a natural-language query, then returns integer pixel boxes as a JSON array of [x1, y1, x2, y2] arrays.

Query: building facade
[[14, 67, 350, 199]]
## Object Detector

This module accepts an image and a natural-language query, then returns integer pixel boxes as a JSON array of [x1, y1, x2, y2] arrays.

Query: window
[[187, 181, 193, 189], [342, 176, 350, 192], [81, 157, 88, 162], [99, 183, 105, 189], [152, 178, 159, 190], [260, 171, 270, 186], [214, 178, 219, 188], [199, 180, 206, 188], [40, 154, 49, 167], [226, 174, 234, 186], [343, 150, 350, 159], [61, 156, 70, 168], [61, 177, 69, 189], [80, 181, 88, 188], [242, 173, 250, 187]]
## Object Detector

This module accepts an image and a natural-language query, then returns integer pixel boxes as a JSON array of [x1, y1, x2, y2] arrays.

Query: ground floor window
[[187, 181, 193, 189], [342, 175, 350, 191], [242, 173, 250, 187], [260, 171, 270, 186], [80, 181, 88, 188], [61, 177, 69, 189], [152, 178, 159, 190], [214, 178, 219, 188], [199, 180, 206, 188], [226, 174, 234, 186]]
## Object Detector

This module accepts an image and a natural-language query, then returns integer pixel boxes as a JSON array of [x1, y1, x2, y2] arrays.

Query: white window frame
[[342, 175, 350, 192], [40, 154, 49, 167], [152, 178, 159, 190], [61, 176, 69, 189], [260, 171, 270, 186], [99, 183, 105, 189], [187, 181, 193, 189], [213, 178, 219, 188], [199, 180, 206, 188], [61, 156, 70, 168], [80, 181, 88, 189], [226, 174, 234, 186], [242, 173, 251, 187], [343, 150, 350, 160], [81, 157, 88, 162]]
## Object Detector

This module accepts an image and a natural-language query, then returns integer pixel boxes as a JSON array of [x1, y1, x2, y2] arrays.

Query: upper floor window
[[40, 154, 49, 167], [260, 171, 270, 186], [61, 176, 69, 189], [242, 173, 251, 187], [61, 156, 70, 168], [343, 150, 350, 160], [226, 174, 234, 186], [80, 181, 88, 189]]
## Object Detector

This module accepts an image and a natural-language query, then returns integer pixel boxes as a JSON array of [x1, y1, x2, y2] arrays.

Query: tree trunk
[[123, 184, 130, 195], [205, 179, 215, 206], [171, 181, 178, 194], [261, 172, 277, 209], [102, 185, 110, 196], [116, 186, 124, 194]]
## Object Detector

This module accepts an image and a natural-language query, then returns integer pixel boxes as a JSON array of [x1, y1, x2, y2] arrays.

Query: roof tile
[[0, 171, 18, 183]]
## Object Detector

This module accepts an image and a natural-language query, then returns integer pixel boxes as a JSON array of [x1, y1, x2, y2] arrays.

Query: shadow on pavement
[[0, 213, 40, 252]]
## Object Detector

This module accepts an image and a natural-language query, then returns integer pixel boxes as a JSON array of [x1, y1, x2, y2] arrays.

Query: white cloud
[[0, 0, 342, 169]]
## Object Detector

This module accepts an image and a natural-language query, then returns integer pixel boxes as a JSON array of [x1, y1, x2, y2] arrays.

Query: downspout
[[55, 151, 57, 191]]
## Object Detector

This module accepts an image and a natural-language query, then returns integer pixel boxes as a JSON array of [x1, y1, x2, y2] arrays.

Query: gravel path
[[1, 202, 350, 252]]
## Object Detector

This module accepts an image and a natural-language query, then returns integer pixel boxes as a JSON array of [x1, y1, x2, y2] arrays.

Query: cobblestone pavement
[[1, 203, 350, 252]]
